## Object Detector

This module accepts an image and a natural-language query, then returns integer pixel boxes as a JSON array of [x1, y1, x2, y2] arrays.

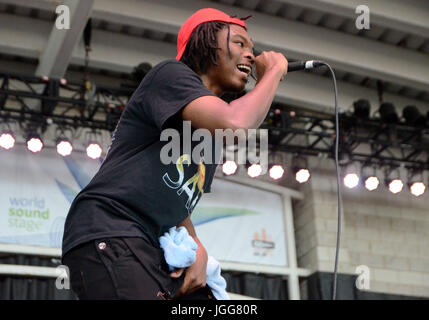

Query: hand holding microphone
[[252, 48, 323, 82], [253, 50, 288, 82]]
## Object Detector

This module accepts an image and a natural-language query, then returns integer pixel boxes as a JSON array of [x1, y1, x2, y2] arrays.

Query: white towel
[[159, 226, 230, 300]]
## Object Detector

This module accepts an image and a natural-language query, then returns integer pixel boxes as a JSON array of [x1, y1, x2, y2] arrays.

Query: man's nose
[[244, 50, 255, 64]]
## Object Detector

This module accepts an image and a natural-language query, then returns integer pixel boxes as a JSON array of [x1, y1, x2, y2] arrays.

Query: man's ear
[[226, 24, 232, 59]]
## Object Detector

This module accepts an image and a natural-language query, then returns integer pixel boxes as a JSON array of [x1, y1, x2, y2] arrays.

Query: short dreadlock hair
[[180, 16, 252, 75]]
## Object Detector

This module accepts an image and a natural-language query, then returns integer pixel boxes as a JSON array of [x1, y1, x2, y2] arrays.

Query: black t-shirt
[[62, 60, 218, 256]]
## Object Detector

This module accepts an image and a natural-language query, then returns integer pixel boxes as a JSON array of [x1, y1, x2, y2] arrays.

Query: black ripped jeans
[[62, 236, 214, 300]]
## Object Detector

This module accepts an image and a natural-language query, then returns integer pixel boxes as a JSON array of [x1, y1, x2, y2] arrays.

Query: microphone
[[287, 60, 324, 72], [253, 48, 323, 72]]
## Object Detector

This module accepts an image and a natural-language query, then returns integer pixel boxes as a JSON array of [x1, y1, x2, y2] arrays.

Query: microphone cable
[[319, 62, 342, 300], [302, 61, 342, 300], [252, 54, 343, 299], [288, 60, 343, 299]]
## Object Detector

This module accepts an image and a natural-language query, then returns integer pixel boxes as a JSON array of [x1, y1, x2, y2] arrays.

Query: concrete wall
[[292, 156, 429, 298]]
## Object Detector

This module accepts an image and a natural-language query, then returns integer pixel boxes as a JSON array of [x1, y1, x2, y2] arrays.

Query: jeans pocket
[[94, 238, 135, 292]]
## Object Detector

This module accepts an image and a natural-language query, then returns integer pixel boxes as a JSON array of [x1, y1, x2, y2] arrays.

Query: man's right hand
[[254, 51, 288, 82]]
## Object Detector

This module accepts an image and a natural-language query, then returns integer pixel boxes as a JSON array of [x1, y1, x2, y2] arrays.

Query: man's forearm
[[229, 68, 283, 129], [177, 215, 197, 238], [177, 216, 208, 264]]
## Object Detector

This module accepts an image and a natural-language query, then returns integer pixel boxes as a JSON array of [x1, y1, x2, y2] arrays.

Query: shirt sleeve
[[143, 61, 216, 131]]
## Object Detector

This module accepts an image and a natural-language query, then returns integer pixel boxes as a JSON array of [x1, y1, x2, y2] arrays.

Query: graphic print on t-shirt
[[162, 154, 206, 214]]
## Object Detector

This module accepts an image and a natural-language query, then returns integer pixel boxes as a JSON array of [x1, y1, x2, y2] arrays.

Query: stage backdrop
[[193, 179, 287, 267], [0, 144, 101, 248], [0, 144, 288, 266]]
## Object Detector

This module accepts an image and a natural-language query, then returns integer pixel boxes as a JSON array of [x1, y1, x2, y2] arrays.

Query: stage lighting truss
[[260, 103, 429, 176], [342, 165, 428, 196], [2, 71, 429, 184], [0, 71, 132, 132]]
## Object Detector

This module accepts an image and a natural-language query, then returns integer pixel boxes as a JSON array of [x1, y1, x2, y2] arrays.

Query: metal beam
[[0, 264, 62, 278], [0, 243, 61, 257], [220, 261, 312, 277], [35, 0, 94, 78]]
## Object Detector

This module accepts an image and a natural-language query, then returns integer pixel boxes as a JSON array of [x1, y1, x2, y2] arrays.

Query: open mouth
[[237, 64, 251, 76]]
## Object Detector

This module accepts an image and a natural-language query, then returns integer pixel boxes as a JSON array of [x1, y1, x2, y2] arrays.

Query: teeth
[[237, 64, 251, 75]]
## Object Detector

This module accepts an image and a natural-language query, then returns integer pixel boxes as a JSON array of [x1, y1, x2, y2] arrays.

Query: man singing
[[62, 8, 288, 300]]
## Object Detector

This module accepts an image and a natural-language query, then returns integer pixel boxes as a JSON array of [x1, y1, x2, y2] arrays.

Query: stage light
[[344, 173, 359, 189], [292, 155, 311, 183], [361, 165, 380, 191], [364, 176, 380, 191], [295, 168, 310, 183], [402, 106, 426, 126], [86, 142, 102, 160], [56, 139, 73, 157], [410, 181, 426, 197], [247, 163, 262, 178], [379, 102, 398, 124], [27, 135, 44, 153], [388, 179, 403, 194], [222, 160, 238, 176], [353, 99, 370, 120], [0, 132, 15, 150], [269, 164, 284, 180]]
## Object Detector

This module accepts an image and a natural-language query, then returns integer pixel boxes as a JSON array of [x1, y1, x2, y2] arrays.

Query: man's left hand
[[173, 239, 208, 297]]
